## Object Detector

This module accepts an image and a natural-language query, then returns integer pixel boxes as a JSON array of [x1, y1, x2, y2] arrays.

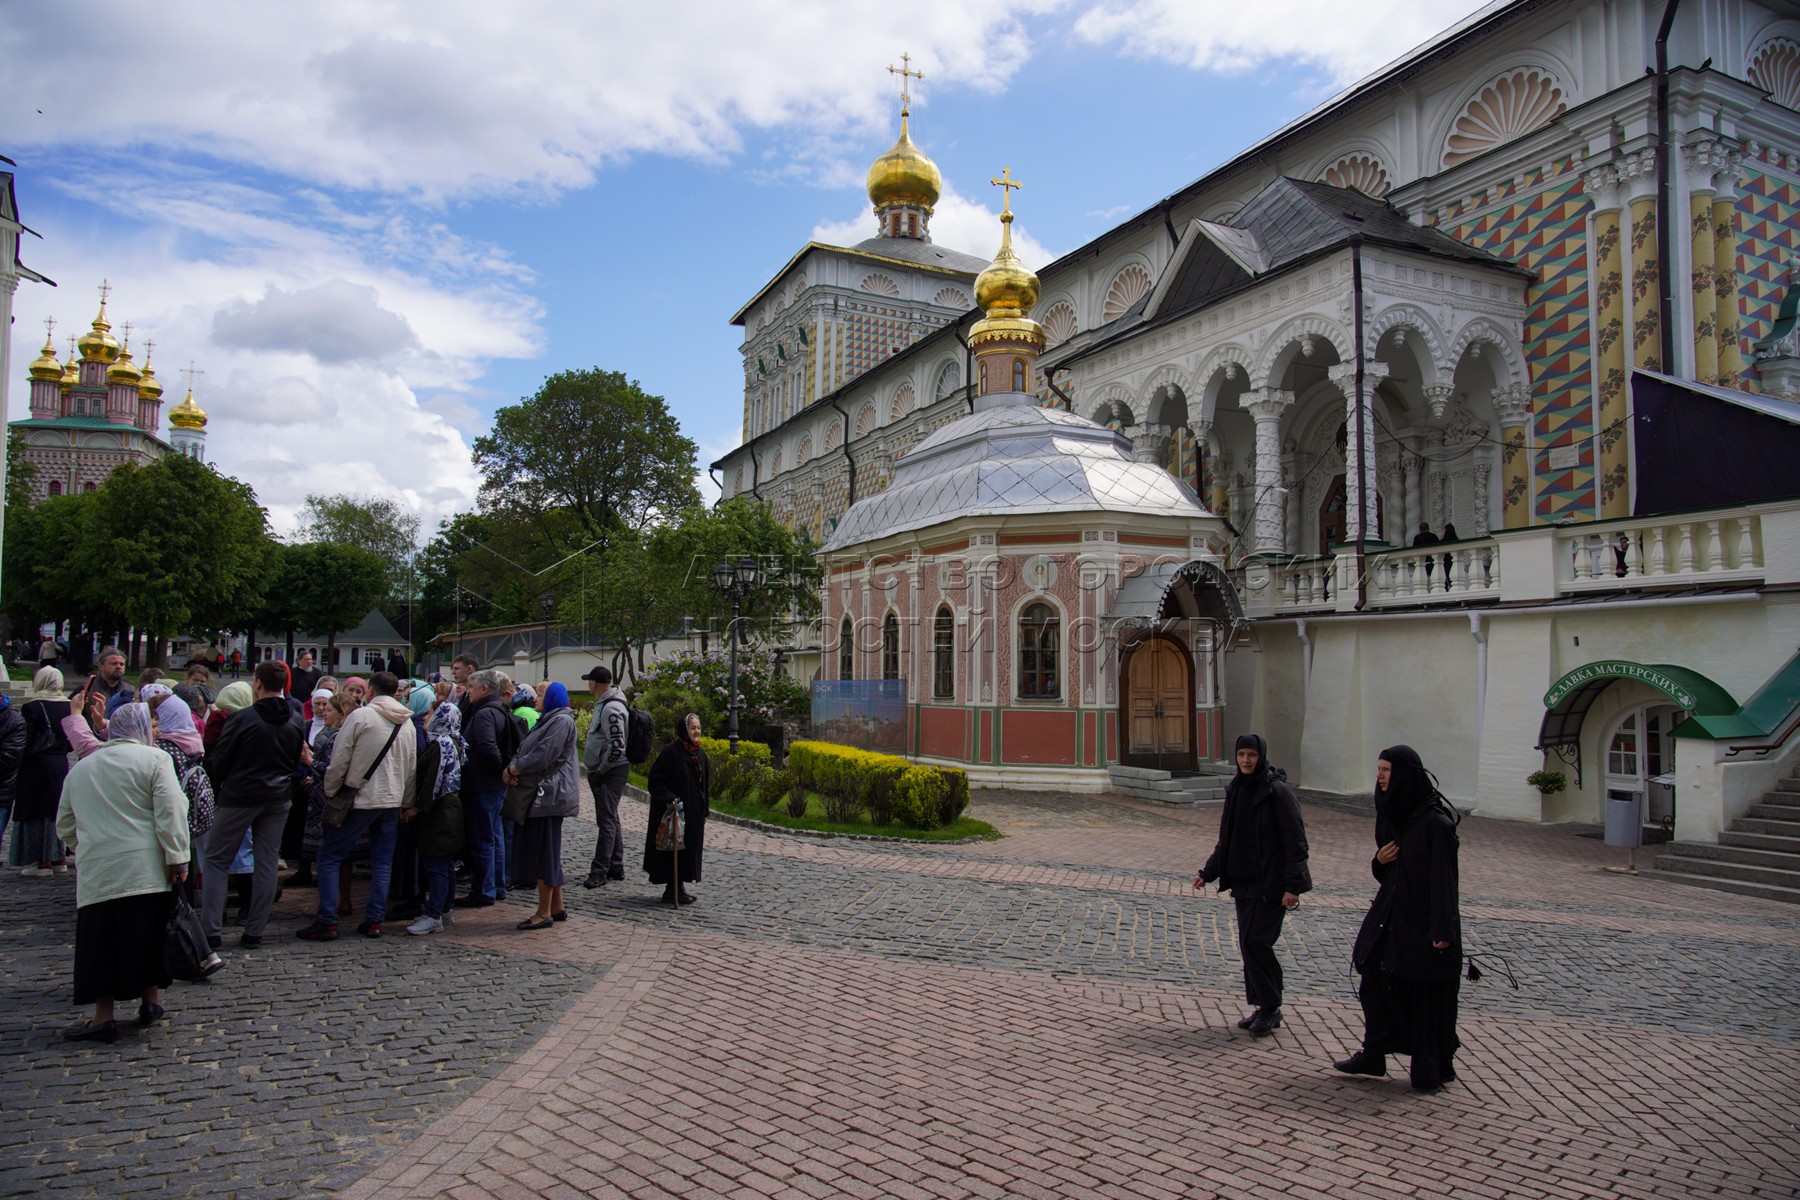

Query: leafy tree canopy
[[294, 492, 420, 605]]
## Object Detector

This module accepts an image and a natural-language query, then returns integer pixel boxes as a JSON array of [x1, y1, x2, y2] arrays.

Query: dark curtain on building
[[1630, 371, 1800, 515]]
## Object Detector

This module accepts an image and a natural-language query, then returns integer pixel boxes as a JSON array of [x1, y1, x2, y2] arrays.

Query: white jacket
[[323, 695, 418, 810]]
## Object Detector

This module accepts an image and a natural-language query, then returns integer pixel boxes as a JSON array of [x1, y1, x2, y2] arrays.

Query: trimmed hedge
[[788, 741, 969, 831]]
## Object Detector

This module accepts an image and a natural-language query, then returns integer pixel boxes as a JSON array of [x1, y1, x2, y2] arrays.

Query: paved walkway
[[2, 788, 1797, 1199]]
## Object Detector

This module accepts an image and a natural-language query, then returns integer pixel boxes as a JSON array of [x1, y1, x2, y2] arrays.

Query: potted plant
[[1526, 769, 1567, 797]]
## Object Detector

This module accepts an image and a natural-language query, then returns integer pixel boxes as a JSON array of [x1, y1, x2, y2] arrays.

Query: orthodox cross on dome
[[888, 52, 923, 115], [119, 321, 133, 347], [991, 166, 1022, 219], [182, 361, 206, 391], [97, 279, 111, 306], [42, 316, 56, 342], [142, 338, 154, 366]]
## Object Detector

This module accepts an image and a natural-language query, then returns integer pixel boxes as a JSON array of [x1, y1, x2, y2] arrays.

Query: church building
[[717, 0, 1800, 890], [11, 288, 209, 502]]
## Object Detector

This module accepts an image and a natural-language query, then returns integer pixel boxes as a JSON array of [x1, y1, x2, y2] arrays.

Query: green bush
[[938, 769, 971, 825], [729, 763, 771, 805], [892, 767, 947, 830], [785, 780, 808, 818], [758, 768, 793, 809]]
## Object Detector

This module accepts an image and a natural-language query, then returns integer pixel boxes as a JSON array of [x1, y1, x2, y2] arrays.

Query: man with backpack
[[580, 666, 633, 889], [458, 670, 517, 907]]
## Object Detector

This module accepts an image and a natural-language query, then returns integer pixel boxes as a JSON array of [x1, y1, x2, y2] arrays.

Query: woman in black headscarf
[[644, 712, 710, 906], [1194, 733, 1311, 1036], [1334, 744, 1463, 1091]]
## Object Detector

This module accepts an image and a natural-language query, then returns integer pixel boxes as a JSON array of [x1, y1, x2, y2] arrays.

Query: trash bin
[[1604, 792, 1644, 848]]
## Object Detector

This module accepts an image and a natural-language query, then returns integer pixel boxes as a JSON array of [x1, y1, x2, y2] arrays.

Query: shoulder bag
[[324, 720, 404, 829]]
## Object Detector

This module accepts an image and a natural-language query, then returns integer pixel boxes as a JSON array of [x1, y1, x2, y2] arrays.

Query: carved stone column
[[1493, 382, 1533, 529], [1403, 440, 1426, 544], [1130, 423, 1171, 464], [1244, 388, 1293, 555], [1327, 362, 1389, 544], [1422, 382, 1454, 421]]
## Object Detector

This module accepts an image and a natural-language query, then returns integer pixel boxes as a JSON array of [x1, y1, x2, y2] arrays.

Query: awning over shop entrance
[[1536, 660, 1738, 786]]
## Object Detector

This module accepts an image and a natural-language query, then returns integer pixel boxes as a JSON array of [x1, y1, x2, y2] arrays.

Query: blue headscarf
[[406, 684, 432, 716], [541, 681, 569, 712]]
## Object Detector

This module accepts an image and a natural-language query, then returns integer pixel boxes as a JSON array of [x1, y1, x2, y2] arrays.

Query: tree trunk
[[327, 632, 337, 670], [148, 632, 165, 669], [286, 629, 296, 664]]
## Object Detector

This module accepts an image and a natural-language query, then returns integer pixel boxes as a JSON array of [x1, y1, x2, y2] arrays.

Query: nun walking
[[1194, 733, 1310, 1036], [1334, 745, 1463, 1092]]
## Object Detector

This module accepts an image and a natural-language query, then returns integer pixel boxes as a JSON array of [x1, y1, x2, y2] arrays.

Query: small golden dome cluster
[[33, 284, 204, 428], [168, 388, 207, 430]]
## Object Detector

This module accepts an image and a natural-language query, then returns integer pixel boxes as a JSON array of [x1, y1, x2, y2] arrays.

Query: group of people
[[6, 644, 717, 1043], [1195, 734, 1463, 1092]]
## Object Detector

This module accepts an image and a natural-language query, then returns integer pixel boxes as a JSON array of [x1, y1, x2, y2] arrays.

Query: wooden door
[[1126, 638, 1191, 770]]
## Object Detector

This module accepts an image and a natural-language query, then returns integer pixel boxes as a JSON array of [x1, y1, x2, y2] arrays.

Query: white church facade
[[716, 0, 1800, 879]]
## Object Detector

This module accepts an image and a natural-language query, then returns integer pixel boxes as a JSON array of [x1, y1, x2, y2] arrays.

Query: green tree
[[5, 430, 36, 514], [294, 492, 421, 610], [284, 542, 388, 667], [472, 368, 699, 559], [83, 455, 276, 665]]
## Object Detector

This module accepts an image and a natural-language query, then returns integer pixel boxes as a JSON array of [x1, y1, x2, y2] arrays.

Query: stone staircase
[[1106, 761, 1232, 807], [1647, 775, 1800, 904]]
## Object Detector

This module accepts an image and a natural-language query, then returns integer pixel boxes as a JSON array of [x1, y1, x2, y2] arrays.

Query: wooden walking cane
[[671, 799, 683, 909]]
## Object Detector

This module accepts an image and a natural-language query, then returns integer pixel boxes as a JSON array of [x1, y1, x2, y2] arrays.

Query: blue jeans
[[421, 855, 455, 918], [465, 790, 506, 901], [316, 808, 399, 926]]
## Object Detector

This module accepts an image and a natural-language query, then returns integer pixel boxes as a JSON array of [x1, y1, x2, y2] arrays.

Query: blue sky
[[2, 0, 1490, 536]]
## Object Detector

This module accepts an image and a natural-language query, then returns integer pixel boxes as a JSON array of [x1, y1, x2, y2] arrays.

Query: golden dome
[[866, 111, 942, 212], [107, 340, 141, 386], [60, 339, 78, 391], [168, 387, 207, 430], [138, 357, 164, 403], [974, 216, 1039, 321], [77, 301, 121, 364], [27, 331, 63, 382]]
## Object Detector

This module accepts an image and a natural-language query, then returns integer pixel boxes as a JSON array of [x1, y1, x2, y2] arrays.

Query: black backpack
[[625, 706, 655, 765]]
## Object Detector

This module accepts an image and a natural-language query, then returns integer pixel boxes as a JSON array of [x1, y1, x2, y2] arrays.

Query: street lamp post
[[540, 591, 555, 684], [710, 556, 765, 755]]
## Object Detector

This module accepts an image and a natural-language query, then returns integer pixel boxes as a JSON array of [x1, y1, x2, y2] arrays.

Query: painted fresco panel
[[1736, 160, 1800, 378]]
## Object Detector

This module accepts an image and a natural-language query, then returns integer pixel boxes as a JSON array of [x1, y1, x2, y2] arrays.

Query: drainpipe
[[1161, 197, 1181, 255], [749, 444, 763, 500], [961, 321, 976, 414], [1351, 234, 1370, 610], [1045, 362, 1076, 412], [708, 466, 722, 506], [1655, 0, 1681, 374], [828, 395, 857, 505], [1295, 618, 1312, 708], [1469, 612, 1488, 732]]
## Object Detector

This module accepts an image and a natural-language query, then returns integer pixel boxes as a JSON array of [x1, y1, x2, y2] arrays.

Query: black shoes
[[1247, 1009, 1283, 1037], [608, 869, 626, 882], [453, 895, 495, 909], [581, 869, 607, 890], [1236, 1012, 1258, 1030], [661, 889, 697, 906], [295, 921, 339, 941], [62, 1019, 117, 1044], [136, 1002, 165, 1028], [356, 920, 383, 938], [1333, 1051, 1388, 1076], [237, 934, 262, 949]]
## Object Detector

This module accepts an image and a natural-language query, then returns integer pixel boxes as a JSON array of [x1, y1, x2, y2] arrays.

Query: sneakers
[[356, 920, 383, 938], [19, 866, 51, 878], [199, 953, 225, 978], [581, 868, 607, 890], [406, 915, 444, 936], [295, 921, 339, 941], [49, 863, 68, 875]]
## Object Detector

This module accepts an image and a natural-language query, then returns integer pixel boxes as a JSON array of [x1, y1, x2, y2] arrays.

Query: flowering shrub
[[629, 648, 808, 750]]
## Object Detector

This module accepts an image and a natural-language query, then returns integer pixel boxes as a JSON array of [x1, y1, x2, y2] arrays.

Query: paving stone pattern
[[0, 872, 599, 1198]]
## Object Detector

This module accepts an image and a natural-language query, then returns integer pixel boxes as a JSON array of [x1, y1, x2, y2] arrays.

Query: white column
[[1244, 388, 1293, 555], [1402, 439, 1425, 545], [1328, 362, 1389, 544]]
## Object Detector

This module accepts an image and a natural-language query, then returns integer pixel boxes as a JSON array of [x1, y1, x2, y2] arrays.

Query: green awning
[[1536, 661, 1738, 785]]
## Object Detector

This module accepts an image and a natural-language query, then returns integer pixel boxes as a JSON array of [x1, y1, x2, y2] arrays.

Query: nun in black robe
[[1335, 744, 1463, 1091], [643, 712, 710, 905]]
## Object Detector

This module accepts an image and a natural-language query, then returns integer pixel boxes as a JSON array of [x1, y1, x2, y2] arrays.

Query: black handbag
[[325, 720, 404, 828], [163, 886, 218, 982]]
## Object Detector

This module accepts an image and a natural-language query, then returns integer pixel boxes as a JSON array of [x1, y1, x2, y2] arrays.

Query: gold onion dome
[[107, 340, 141, 386], [138, 357, 164, 402], [60, 341, 78, 391], [78, 303, 120, 363], [168, 387, 207, 430], [866, 111, 942, 211], [28, 332, 62, 382]]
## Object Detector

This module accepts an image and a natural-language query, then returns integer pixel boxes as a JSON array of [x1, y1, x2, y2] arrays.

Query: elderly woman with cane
[[645, 712, 710, 907], [54, 703, 189, 1042]]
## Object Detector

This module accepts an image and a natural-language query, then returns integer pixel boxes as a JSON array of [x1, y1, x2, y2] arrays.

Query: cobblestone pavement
[[4, 787, 1798, 1199]]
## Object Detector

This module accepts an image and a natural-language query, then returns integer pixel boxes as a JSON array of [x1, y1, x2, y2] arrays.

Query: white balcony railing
[[1555, 512, 1764, 591], [1365, 541, 1500, 607]]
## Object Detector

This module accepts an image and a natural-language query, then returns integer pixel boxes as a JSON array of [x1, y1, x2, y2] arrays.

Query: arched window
[[839, 616, 854, 680], [47, 480, 62, 497], [1017, 602, 1060, 700], [82, 482, 96, 493], [932, 606, 954, 699], [881, 612, 900, 681], [1012, 359, 1026, 391]]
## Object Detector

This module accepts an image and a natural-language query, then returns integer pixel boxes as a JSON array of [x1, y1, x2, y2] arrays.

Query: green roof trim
[[1671, 651, 1800, 741]]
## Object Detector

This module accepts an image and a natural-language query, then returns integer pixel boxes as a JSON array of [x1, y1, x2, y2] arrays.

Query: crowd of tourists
[[1, 646, 713, 1045]]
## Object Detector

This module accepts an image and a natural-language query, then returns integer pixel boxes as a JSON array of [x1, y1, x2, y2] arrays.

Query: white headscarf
[[308, 688, 333, 744], [108, 702, 155, 746], [25, 666, 66, 702]]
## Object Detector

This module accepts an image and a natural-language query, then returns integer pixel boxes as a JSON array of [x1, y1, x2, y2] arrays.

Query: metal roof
[[820, 393, 1212, 551]]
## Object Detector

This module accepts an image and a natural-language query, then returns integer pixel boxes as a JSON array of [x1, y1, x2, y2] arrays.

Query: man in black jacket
[[202, 661, 311, 949], [1195, 733, 1311, 1036], [457, 670, 516, 907]]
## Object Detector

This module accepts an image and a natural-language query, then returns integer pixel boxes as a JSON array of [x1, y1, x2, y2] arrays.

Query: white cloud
[[811, 186, 1060, 271], [214, 280, 418, 364], [1071, 0, 1494, 85], [4, 0, 1062, 200]]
